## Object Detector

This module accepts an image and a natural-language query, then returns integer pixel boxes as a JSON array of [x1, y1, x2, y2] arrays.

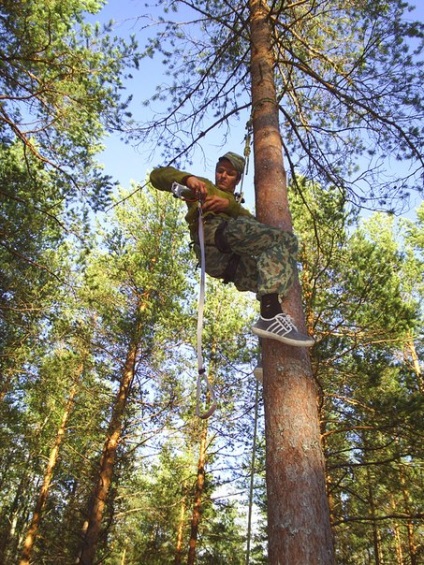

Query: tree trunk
[[77, 342, 138, 564], [365, 466, 382, 565], [174, 492, 187, 565], [390, 494, 405, 565], [187, 420, 208, 565], [0, 456, 33, 563], [399, 466, 419, 565], [405, 333, 423, 393], [248, 1, 334, 563], [19, 367, 82, 565]]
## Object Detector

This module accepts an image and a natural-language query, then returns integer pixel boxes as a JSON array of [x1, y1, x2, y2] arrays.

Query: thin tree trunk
[[249, 1, 334, 563], [77, 341, 138, 564], [399, 465, 419, 565], [187, 420, 208, 565], [19, 368, 82, 565], [174, 493, 187, 565], [0, 456, 33, 562], [390, 494, 405, 565], [365, 465, 382, 565], [405, 333, 423, 393]]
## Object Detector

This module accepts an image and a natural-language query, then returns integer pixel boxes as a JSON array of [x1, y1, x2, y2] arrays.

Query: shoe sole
[[252, 326, 315, 347]]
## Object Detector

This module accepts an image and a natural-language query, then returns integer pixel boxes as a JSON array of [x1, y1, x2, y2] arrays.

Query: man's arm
[[149, 166, 192, 192], [150, 166, 252, 219]]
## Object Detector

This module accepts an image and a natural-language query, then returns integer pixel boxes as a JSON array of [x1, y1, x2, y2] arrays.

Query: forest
[[0, 0, 423, 564]]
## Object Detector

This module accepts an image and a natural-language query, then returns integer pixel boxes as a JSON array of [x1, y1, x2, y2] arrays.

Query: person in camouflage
[[149, 152, 314, 347]]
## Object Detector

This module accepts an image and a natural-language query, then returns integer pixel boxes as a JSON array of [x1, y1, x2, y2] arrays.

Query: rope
[[236, 121, 252, 204], [170, 122, 254, 418], [171, 182, 217, 418], [245, 375, 260, 564], [195, 201, 217, 419]]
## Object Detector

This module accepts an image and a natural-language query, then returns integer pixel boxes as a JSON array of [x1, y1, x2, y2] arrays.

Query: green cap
[[218, 151, 245, 175]]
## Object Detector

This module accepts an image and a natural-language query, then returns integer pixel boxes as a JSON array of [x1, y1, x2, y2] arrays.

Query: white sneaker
[[252, 313, 315, 347]]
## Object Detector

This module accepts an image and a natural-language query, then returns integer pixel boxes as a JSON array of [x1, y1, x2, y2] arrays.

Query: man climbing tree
[[150, 153, 315, 348]]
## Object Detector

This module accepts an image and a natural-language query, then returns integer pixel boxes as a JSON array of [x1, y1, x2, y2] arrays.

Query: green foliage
[[290, 177, 424, 563], [1, 166, 422, 562], [1, 2, 423, 562], [135, 0, 423, 211], [0, 142, 67, 409], [0, 0, 140, 209]]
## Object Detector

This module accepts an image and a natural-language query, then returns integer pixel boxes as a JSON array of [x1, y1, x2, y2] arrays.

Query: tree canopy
[[0, 0, 139, 208], [134, 0, 423, 212]]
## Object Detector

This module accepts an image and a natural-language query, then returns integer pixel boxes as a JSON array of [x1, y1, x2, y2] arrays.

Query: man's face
[[215, 159, 240, 193]]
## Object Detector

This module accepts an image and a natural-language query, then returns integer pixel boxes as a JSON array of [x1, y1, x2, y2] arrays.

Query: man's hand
[[184, 176, 230, 212], [201, 194, 229, 213], [185, 176, 207, 199]]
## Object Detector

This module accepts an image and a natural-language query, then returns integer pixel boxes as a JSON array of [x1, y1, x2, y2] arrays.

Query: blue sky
[[94, 1, 424, 217], [95, 0, 257, 205]]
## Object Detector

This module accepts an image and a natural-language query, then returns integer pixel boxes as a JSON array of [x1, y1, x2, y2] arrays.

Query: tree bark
[[405, 333, 423, 393], [77, 341, 138, 564], [399, 465, 419, 565], [248, 1, 334, 563], [365, 465, 382, 565], [19, 367, 82, 565], [0, 456, 33, 562], [187, 420, 208, 565], [174, 493, 187, 565], [390, 494, 405, 565]]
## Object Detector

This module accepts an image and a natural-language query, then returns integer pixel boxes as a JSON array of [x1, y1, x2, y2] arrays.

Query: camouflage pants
[[192, 215, 298, 298]]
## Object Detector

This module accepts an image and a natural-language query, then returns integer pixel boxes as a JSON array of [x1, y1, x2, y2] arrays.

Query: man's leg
[[223, 216, 314, 347], [223, 216, 297, 297]]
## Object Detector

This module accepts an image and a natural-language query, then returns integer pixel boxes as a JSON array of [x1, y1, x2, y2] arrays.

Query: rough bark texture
[[249, 1, 335, 563], [77, 343, 138, 565], [399, 466, 419, 565], [187, 421, 208, 565], [20, 369, 81, 565], [174, 493, 186, 565]]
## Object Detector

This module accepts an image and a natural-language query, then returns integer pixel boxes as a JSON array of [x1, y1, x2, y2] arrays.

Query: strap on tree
[[235, 120, 252, 204]]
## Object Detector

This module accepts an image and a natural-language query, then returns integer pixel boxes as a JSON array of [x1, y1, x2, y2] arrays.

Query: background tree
[[75, 186, 193, 563], [1, 0, 140, 405], [0, 0, 138, 191], [291, 180, 424, 564], [0, 143, 65, 401], [0, 7, 142, 557]]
